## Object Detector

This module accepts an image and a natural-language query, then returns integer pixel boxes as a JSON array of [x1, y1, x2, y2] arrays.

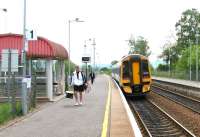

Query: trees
[[128, 36, 151, 57], [100, 67, 111, 75], [157, 8, 200, 80], [64, 60, 76, 75], [111, 60, 118, 66], [159, 9, 200, 67], [176, 45, 200, 71], [175, 8, 200, 55], [159, 42, 179, 71]]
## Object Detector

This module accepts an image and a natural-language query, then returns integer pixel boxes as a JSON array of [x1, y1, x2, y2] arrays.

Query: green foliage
[[64, 60, 76, 75], [149, 64, 154, 72], [176, 45, 200, 71], [175, 8, 200, 55], [128, 36, 151, 57], [15, 102, 22, 116], [88, 65, 92, 72], [0, 103, 11, 124], [158, 8, 200, 81], [159, 43, 178, 63], [157, 64, 169, 71], [111, 60, 118, 66], [100, 67, 111, 75], [0, 102, 22, 124]]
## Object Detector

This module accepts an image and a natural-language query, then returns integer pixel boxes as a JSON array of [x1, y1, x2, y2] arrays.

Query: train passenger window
[[122, 61, 129, 79], [142, 60, 149, 76]]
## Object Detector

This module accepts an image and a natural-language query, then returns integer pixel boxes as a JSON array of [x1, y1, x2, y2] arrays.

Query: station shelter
[[0, 33, 68, 101]]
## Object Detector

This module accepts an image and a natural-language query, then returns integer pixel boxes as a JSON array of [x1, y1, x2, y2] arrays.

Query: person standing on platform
[[71, 66, 86, 106], [89, 71, 95, 84]]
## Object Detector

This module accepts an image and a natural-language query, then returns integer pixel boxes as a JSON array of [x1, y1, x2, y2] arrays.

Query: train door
[[121, 61, 130, 83], [132, 62, 140, 84], [121, 60, 132, 93], [141, 60, 150, 78]]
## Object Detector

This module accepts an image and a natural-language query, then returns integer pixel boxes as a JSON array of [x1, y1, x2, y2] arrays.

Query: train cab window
[[122, 61, 129, 79], [141, 60, 149, 76]]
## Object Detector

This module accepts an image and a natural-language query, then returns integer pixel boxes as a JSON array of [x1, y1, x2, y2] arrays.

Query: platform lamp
[[68, 18, 84, 87], [92, 38, 96, 71], [84, 38, 96, 72], [22, 0, 28, 115], [0, 8, 7, 33]]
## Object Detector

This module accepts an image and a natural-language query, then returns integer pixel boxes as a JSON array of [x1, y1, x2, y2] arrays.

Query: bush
[[0, 103, 12, 124], [0, 102, 22, 124]]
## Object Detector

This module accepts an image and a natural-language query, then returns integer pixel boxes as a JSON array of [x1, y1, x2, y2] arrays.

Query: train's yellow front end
[[120, 54, 151, 96]]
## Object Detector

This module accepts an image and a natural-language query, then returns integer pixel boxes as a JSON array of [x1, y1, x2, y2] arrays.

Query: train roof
[[121, 54, 148, 61]]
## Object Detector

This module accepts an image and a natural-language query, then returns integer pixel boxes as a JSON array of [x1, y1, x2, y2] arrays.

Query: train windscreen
[[122, 61, 129, 79], [141, 60, 149, 76]]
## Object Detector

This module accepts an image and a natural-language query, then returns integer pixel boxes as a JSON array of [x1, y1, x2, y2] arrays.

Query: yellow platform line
[[101, 78, 111, 137]]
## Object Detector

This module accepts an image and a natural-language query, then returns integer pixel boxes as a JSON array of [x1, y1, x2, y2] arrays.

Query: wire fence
[[152, 70, 200, 81]]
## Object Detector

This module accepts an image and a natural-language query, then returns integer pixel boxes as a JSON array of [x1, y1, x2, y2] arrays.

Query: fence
[[152, 70, 200, 81]]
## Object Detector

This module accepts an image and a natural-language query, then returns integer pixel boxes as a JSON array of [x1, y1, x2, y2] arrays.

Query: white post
[[21, 0, 28, 115], [196, 30, 199, 81], [28, 60, 32, 75], [189, 39, 192, 80], [92, 38, 96, 71], [61, 60, 65, 94], [46, 60, 53, 101], [68, 20, 71, 80]]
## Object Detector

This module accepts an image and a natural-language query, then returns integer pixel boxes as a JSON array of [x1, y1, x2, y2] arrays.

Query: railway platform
[[152, 76, 200, 88], [0, 75, 140, 137]]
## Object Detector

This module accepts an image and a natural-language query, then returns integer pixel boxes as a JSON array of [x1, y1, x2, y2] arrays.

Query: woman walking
[[71, 66, 86, 106]]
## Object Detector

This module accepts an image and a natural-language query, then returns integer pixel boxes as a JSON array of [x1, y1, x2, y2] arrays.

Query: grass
[[0, 102, 22, 124]]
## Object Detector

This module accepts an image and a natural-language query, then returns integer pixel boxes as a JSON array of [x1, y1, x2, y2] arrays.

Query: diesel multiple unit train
[[112, 54, 152, 96]]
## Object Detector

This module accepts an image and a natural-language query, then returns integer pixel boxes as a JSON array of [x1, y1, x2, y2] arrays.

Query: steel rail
[[152, 85, 200, 114], [129, 99, 196, 137]]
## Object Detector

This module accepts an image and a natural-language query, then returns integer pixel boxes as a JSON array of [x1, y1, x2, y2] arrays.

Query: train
[[112, 54, 152, 96]]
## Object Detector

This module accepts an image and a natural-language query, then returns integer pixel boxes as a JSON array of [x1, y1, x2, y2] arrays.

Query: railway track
[[152, 85, 200, 114], [129, 99, 195, 137]]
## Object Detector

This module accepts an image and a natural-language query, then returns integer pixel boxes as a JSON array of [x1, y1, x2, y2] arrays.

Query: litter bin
[[53, 82, 58, 95]]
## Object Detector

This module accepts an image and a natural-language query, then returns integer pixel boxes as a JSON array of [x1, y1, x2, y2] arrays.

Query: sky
[[0, 0, 200, 67]]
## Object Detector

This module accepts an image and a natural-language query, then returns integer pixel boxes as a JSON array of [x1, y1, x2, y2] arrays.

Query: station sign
[[82, 56, 91, 63], [26, 29, 37, 41]]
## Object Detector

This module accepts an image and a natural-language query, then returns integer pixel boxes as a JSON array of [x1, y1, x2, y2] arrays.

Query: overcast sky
[[1, 0, 200, 67]]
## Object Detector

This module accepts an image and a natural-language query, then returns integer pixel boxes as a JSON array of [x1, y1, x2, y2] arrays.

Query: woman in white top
[[71, 66, 86, 105]]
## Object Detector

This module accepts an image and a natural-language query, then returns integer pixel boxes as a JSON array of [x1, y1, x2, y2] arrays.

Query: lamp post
[[189, 38, 192, 80], [0, 8, 7, 33], [166, 42, 171, 77], [92, 38, 96, 71], [0, 8, 7, 12], [68, 18, 84, 86], [195, 24, 200, 81], [21, 0, 28, 115], [84, 38, 96, 71], [83, 39, 92, 80]]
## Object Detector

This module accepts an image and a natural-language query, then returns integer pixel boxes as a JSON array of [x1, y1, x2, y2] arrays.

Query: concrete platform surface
[[153, 76, 200, 88], [0, 75, 108, 137], [110, 80, 135, 137]]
